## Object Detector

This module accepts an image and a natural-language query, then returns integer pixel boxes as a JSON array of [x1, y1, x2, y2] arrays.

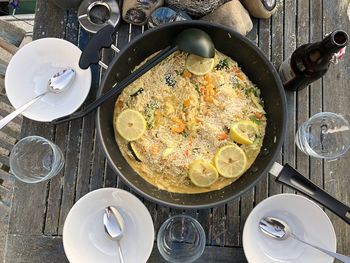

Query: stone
[[148, 7, 192, 28], [122, 0, 164, 26], [165, 0, 230, 18], [240, 0, 278, 19], [200, 0, 253, 36]]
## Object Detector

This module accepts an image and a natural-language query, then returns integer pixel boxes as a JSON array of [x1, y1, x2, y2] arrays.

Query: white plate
[[63, 188, 154, 263], [5, 38, 91, 122], [243, 194, 336, 263]]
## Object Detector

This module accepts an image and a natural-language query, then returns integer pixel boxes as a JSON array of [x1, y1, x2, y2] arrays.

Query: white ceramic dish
[[243, 194, 336, 263], [5, 38, 91, 122], [63, 188, 155, 263]]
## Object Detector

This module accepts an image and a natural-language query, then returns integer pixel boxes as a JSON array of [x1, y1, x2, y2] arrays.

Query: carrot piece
[[255, 112, 263, 119], [184, 149, 190, 157], [171, 116, 186, 133], [183, 70, 192, 78], [183, 96, 193, 107], [217, 132, 228, 141]]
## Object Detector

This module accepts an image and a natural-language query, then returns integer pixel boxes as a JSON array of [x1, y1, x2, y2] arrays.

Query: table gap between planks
[[4, 0, 350, 262]]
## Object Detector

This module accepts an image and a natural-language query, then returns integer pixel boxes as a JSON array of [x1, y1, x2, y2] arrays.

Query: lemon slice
[[116, 109, 146, 141], [214, 144, 247, 178], [230, 120, 259, 145], [189, 160, 219, 187], [185, 54, 215, 75]]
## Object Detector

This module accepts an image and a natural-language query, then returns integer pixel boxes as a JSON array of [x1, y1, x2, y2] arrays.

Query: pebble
[[122, 0, 164, 26], [200, 0, 253, 36], [165, 0, 230, 18]]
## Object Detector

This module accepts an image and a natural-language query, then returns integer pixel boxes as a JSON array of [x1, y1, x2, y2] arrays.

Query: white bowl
[[243, 194, 336, 263], [63, 188, 154, 263], [5, 38, 91, 122]]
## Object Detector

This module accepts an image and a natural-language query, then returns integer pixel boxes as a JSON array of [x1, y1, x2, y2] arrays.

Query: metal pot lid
[[78, 0, 120, 33]]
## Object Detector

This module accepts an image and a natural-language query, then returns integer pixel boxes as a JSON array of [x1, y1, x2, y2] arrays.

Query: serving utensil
[[103, 206, 125, 263], [51, 26, 215, 124], [0, 68, 75, 130], [259, 216, 350, 263]]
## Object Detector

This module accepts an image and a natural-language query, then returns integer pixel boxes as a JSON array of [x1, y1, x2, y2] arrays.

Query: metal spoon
[[103, 206, 125, 263], [52, 27, 215, 124], [0, 68, 75, 130], [259, 216, 350, 263]]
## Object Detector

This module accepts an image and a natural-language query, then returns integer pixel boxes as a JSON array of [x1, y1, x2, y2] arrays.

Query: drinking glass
[[9, 136, 65, 183], [295, 112, 350, 159], [157, 215, 206, 263]]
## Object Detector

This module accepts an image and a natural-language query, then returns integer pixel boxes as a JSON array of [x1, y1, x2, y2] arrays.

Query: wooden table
[[4, 1, 350, 262]]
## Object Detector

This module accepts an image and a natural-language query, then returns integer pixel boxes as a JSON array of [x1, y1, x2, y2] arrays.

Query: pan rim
[[96, 20, 287, 209]]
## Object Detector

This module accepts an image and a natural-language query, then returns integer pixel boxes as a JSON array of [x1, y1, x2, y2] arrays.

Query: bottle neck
[[321, 30, 348, 55]]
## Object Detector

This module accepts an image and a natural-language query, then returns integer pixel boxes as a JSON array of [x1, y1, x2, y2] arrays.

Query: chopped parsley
[[231, 75, 240, 88], [215, 58, 230, 70], [194, 84, 200, 92], [245, 86, 260, 97], [249, 115, 261, 125], [145, 101, 160, 128], [180, 131, 188, 137]]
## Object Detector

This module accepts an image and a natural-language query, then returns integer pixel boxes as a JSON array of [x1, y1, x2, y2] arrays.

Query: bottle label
[[278, 55, 296, 85]]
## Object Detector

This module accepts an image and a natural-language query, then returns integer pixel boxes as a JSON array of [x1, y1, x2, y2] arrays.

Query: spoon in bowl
[[103, 206, 125, 263], [51, 27, 215, 124], [0, 68, 75, 130], [259, 216, 350, 262]]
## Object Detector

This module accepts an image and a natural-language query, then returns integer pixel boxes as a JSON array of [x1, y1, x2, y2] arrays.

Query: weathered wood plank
[[225, 200, 239, 246], [282, 0, 297, 194], [148, 244, 247, 263], [5, 234, 68, 263], [55, 11, 82, 236], [211, 204, 226, 246], [295, 0, 310, 183], [309, 0, 323, 189], [44, 9, 75, 235], [197, 208, 212, 245], [75, 27, 101, 201], [322, 0, 350, 254], [89, 139, 106, 191], [238, 189, 254, 247]]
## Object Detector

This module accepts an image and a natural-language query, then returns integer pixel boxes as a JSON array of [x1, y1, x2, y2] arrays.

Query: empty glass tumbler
[[10, 136, 64, 183], [295, 112, 350, 159], [157, 215, 206, 263]]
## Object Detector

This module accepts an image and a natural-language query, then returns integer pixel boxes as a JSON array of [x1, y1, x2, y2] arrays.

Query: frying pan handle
[[79, 25, 116, 70], [276, 164, 350, 225]]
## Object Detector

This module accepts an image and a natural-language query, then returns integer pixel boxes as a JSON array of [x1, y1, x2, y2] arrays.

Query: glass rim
[[297, 112, 350, 159], [157, 214, 206, 262], [9, 135, 64, 184]]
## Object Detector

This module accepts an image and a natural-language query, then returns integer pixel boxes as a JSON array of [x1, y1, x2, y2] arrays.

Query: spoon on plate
[[103, 206, 125, 263], [259, 216, 350, 262], [0, 68, 75, 130], [51, 27, 215, 124]]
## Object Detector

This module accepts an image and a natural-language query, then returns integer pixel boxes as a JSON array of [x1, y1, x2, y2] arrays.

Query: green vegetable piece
[[249, 115, 261, 125], [215, 58, 230, 70], [128, 142, 142, 162], [194, 84, 200, 92], [245, 86, 260, 97], [145, 101, 159, 129]]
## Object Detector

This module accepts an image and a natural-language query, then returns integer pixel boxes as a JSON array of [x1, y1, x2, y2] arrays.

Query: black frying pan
[[73, 21, 350, 224]]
